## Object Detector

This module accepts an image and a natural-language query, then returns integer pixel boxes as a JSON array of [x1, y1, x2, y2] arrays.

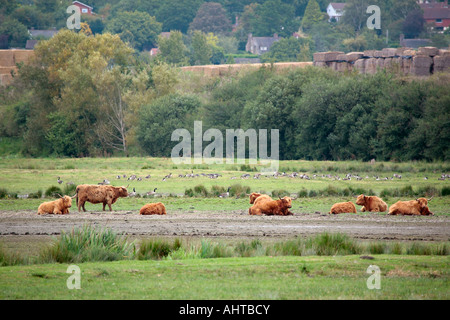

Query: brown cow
[[38, 195, 73, 215], [250, 196, 293, 216], [329, 201, 357, 214], [140, 202, 167, 215], [356, 194, 388, 212], [388, 197, 434, 216], [75, 184, 128, 212]]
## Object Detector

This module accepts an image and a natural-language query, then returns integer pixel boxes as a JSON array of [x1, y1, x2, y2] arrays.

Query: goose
[[146, 188, 158, 196], [57, 177, 63, 184], [219, 187, 231, 198], [128, 188, 136, 197]]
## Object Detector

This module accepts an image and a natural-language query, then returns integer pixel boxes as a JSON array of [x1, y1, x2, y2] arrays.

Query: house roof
[[28, 29, 58, 39], [252, 37, 278, 48], [420, 2, 450, 20], [72, 1, 93, 9], [329, 3, 346, 11], [25, 39, 39, 49]]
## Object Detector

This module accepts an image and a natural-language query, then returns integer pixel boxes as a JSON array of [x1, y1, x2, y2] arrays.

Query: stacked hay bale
[[0, 49, 35, 85], [312, 46, 450, 76]]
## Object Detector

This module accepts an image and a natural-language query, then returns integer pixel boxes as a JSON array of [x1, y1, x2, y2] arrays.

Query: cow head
[[416, 197, 433, 215], [249, 193, 261, 204], [63, 195, 72, 208], [356, 194, 366, 206], [280, 196, 292, 208], [118, 186, 128, 197]]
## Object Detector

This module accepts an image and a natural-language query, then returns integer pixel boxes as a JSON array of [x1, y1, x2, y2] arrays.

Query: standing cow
[[356, 194, 388, 212], [389, 197, 434, 216], [74, 184, 128, 212]]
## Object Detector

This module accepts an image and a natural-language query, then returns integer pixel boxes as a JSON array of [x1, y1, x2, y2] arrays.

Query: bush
[[0, 188, 8, 199], [39, 225, 135, 263], [63, 184, 77, 196], [28, 190, 43, 199], [194, 184, 209, 197], [442, 186, 450, 197], [137, 238, 182, 260], [272, 189, 290, 198], [229, 184, 250, 198], [45, 186, 63, 198]]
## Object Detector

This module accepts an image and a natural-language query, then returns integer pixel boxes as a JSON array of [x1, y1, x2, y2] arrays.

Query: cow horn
[[71, 193, 77, 199], [427, 196, 433, 202], [56, 193, 63, 198]]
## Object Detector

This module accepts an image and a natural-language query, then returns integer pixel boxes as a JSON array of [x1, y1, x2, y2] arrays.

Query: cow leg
[[102, 202, 106, 211], [107, 202, 112, 211]]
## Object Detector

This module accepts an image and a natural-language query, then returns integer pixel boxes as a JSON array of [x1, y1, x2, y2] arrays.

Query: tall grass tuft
[[45, 186, 63, 198], [308, 233, 361, 256], [137, 238, 182, 260], [39, 225, 135, 263], [0, 244, 30, 266], [199, 240, 233, 258]]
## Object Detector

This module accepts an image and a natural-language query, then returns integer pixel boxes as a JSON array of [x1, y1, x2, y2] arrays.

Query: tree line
[[0, 30, 448, 161], [1, 0, 449, 64]]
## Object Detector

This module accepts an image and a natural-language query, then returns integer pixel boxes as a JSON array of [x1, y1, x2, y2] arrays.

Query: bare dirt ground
[[1, 210, 449, 243]]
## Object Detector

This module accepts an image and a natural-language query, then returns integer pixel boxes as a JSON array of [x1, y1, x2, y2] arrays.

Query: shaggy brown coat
[[356, 194, 388, 212], [388, 198, 433, 215], [249, 196, 293, 216], [140, 202, 167, 215], [38, 196, 72, 215], [329, 201, 357, 214], [75, 184, 128, 212]]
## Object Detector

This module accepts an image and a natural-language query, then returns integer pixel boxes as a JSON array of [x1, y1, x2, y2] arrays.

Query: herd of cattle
[[37, 184, 435, 216]]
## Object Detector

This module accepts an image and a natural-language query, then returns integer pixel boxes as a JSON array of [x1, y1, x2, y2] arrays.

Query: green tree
[[189, 2, 232, 35], [301, 0, 324, 32], [156, 0, 203, 33], [190, 30, 212, 65], [0, 18, 29, 48], [260, 37, 313, 62], [106, 11, 162, 50], [137, 94, 201, 157], [252, 0, 300, 37], [157, 31, 189, 66]]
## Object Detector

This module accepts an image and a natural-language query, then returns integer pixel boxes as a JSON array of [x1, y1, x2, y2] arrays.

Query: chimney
[[273, 33, 278, 39]]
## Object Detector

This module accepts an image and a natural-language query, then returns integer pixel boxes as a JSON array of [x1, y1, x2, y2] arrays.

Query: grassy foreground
[[0, 255, 448, 299]]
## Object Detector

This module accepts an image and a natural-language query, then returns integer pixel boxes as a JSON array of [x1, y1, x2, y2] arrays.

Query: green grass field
[[0, 255, 448, 299], [0, 157, 449, 214], [0, 157, 449, 300]]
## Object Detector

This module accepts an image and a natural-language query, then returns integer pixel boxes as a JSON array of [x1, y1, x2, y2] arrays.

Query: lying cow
[[356, 194, 388, 212], [249, 192, 272, 205], [140, 202, 167, 215], [329, 201, 357, 214], [389, 197, 433, 216], [250, 196, 293, 216], [38, 195, 73, 215], [74, 184, 128, 212]]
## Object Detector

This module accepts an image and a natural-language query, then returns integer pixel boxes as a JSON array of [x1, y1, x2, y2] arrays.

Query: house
[[72, 1, 94, 15], [327, 3, 346, 22], [420, 1, 450, 31], [150, 48, 159, 56], [28, 28, 58, 39], [399, 34, 431, 49], [245, 33, 280, 55], [25, 40, 39, 50]]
